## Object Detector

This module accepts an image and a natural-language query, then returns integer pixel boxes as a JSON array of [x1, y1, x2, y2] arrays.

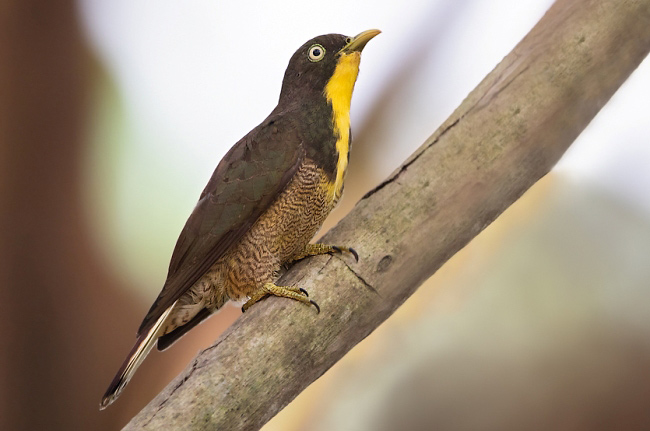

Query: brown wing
[[137, 117, 304, 335]]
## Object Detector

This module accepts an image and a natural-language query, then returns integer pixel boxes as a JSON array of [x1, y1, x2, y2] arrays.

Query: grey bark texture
[[123, 0, 650, 429]]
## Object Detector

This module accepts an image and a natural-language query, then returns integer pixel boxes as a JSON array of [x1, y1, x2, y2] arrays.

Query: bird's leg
[[241, 289, 269, 313], [290, 243, 359, 263], [242, 283, 319, 313]]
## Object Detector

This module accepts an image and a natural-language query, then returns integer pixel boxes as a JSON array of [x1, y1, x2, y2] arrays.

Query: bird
[[100, 29, 380, 410]]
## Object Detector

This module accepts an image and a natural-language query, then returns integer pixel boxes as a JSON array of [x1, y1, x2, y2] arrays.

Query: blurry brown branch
[[123, 0, 650, 430], [0, 1, 194, 430]]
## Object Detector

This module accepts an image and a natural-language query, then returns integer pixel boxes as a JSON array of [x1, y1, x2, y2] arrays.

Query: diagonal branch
[[123, 0, 650, 429]]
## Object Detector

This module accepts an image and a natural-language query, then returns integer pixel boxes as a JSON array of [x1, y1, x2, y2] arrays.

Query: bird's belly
[[190, 160, 336, 304], [261, 161, 336, 263]]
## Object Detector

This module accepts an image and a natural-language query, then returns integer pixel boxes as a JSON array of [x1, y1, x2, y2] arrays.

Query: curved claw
[[309, 300, 321, 314], [331, 246, 359, 262], [299, 288, 309, 297]]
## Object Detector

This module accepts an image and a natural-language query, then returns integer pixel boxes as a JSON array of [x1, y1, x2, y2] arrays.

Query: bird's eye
[[308, 44, 326, 62], [345, 37, 352, 44]]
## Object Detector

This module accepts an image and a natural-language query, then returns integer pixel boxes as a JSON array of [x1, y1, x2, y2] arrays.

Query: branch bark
[[124, 0, 650, 429]]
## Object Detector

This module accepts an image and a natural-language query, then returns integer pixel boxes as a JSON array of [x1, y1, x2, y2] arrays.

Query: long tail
[[100, 303, 176, 410]]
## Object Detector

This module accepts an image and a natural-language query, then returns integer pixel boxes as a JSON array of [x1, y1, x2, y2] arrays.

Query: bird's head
[[279, 30, 380, 105]]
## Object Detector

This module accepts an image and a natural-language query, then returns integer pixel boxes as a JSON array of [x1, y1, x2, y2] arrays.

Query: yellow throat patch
[[323, 51, 361, 200]]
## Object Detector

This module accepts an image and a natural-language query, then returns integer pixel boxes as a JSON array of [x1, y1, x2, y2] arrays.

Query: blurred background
[[2, 0, 650, 430]]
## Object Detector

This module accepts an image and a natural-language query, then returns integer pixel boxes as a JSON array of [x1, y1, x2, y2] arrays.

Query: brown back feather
[[137, 113, 305, 335]]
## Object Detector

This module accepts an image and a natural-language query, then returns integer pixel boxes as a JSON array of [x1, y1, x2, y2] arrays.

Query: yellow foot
[[241, 283, 319, 313], [290, 243, 359, 263]]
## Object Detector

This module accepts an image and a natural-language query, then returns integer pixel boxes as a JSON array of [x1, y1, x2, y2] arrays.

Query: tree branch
[[123, 0, 650, 429]]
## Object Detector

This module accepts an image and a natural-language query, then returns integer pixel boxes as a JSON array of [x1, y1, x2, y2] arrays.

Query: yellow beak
[[341, 29, 381, 54]]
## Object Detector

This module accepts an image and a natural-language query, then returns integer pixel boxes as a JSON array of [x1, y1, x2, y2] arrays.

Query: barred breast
[[164, 159, 336, 331]]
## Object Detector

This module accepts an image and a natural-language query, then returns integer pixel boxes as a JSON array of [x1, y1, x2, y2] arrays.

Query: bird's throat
[[324, 52, 361, 199]]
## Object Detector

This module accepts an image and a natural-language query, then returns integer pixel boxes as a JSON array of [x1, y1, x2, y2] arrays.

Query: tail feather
[[157, 307, 212, 351], [100, 303, 176, 410]]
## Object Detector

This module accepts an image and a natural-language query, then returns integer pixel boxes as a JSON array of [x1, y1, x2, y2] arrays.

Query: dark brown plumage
[[101, 29, 379, 409]]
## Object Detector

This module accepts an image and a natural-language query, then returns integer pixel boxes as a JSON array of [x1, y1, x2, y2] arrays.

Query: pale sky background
[[77, 0, 650, 294]]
